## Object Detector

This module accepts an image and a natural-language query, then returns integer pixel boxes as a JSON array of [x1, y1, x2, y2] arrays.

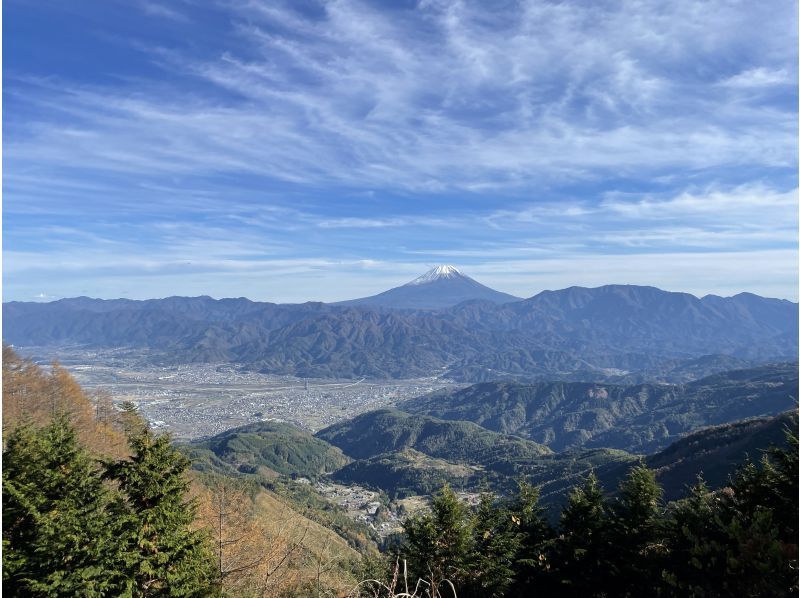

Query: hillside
[[333, 445, 638, 502], [2, 345, 131, 458], [332, 448, 483, 498], [183, 420, 350, 479], [321, 409, 798, 506], [4, 283, 796, 382], [400, 363, 798, 452], [316, 408, 551, 464], [645, 410, 799, 501]]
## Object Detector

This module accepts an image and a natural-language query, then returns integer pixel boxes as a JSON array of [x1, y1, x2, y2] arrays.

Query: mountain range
[[182, 362, 798, 504], [4, 266, 797, 382], [399, 363, 798, 453]]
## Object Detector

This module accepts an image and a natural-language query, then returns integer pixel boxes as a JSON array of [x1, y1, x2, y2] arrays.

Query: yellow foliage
[[3, 345, 130, 459]]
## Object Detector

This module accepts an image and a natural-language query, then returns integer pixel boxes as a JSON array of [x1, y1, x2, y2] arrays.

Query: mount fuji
[[335, 265, 521, 309]]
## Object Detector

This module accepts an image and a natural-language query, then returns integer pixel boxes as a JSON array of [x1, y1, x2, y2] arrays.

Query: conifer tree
[[607, 464, 665, 596], [3, 416, 131, 596], [662, 478, 729, 595], [106, 428, 219, 597], [116, 400, 148, 437], [462, 492, 522, 598], [550, 472, 611, 596], [667, 479, 790, 596], [713, 433, 799, 596], [402, 484, 471, 596], [506, 481, 553, 597]]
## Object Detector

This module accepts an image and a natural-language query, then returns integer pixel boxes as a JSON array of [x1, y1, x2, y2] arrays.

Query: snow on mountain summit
[[334, 264, 521, 309], [406, 265, 466, 286]]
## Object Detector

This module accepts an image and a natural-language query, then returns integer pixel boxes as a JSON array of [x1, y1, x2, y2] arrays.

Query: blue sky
[[4, 0, 798, 302]]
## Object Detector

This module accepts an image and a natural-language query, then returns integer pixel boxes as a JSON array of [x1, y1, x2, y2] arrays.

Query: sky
[[4, 0, 798, 303]]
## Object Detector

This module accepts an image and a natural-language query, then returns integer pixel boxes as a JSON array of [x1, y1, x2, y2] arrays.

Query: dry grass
[[348, 559, 456, 598]]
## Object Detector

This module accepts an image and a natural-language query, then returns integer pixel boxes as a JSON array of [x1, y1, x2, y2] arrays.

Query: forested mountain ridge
[[316, 408, 551, 462], [400, 362, 798, 452], [183, 420, 351, 479], [4, 346, 797, 596], [645, 410, 799, 500], [176, 392, 798, 509], [5, 284, 797, 382]]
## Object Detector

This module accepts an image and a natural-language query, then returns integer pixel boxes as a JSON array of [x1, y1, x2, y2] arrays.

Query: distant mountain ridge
[[334, 265, 521, 309], [399, 363, 799, 453], [315, 408, 551, 463], [4, 278, 797, 382]]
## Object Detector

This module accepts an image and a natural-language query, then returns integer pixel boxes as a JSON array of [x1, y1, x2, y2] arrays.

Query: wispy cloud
[[139, 1, 189, 22], [720, 67, 790, 88], [601, 184, 798, 221], [4, 0, 797, 301], [6, 0, 797, 192]]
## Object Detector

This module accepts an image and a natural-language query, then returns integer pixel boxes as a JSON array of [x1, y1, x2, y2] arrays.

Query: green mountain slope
[[183, 420, 350, 479], [316, 408, 551, 465], [332, 448, 483, 498], [645, 410, 798, 500], [325, 411, 798, 506], [400, 363, 798, 452]]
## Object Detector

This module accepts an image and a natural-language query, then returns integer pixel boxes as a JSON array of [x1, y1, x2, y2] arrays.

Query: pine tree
[[607, 464, 665, 597], [116, 400, 148, 438], [3, 415, 132, 596], [712, 432, 799, 596], [461, 492, 522, 598], [549, 472, 611, 596], [506, 481, 553, 597], [106, 428, 219, 597], [402, 484, 472, 596], [662, 478, 730, 596]]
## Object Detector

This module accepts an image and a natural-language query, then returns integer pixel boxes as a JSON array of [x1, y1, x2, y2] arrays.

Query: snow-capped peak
[[406, 265, 467, 286]]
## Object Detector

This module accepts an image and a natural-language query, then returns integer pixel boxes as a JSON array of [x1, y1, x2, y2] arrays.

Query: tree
[[402, 484, 471, 596], [462, 492, 521, 598], [506, 481, 552, 596], [661, 478, 725, 595], [195, 475, 310, 596], [3, 416, 131, 596], [607, 464, 665, 597], [115, 401, 148, 438], [549, 472, 611, 596], [106, 428, 219, 596], [2, 346, 129, 459]]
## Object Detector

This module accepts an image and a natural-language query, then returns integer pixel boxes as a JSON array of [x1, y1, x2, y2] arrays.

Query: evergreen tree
[[402, 484, 471, 596], [730, 429, 798, 544], [116, 400, 148, 438], [3, 416, 131, 596], [665, 477, 795, 597], [550, 472, 611, 597], [462, 492, 521, 598], [106, 428, 219, 597], [663, 478, 731, 596], [506, 481, 553, 597], [714, 434, 799, 597], [607, 464, 665, 597]]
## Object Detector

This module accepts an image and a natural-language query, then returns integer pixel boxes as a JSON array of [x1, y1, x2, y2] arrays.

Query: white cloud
[[601, 184, 798, 222], [720, 67, 790, 88], [4, 1, 797, 303], [5, 0, 797, 192]]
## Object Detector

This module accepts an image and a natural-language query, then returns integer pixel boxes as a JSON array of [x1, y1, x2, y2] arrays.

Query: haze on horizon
[[4, 1, 798, 303]]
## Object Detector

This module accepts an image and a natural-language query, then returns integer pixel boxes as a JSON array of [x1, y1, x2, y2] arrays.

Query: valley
[[17, 345, 459, 439], [4, 271, 799, 592]]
